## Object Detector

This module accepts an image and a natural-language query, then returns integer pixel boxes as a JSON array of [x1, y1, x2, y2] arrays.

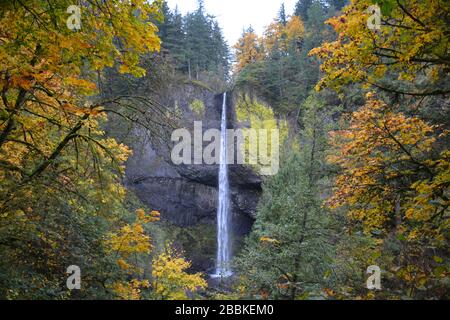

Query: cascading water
[[212, 92, 232, 278]]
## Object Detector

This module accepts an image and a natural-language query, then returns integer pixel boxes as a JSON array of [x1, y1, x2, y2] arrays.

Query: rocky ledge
[[125, 88, 262, 240]]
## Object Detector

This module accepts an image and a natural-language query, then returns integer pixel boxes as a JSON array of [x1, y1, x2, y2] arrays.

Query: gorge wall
[[123, 84, 262, 271]]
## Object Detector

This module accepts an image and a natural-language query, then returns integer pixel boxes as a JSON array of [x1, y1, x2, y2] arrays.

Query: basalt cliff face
[[124, 85, 261, 258]]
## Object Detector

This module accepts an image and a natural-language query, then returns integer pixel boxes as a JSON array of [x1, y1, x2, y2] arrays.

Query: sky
[[166, 0, 298, 47]]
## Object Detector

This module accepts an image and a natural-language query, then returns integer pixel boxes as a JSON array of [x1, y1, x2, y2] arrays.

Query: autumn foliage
[[310, 0, 450, 94], [0, 0, 207, 299]]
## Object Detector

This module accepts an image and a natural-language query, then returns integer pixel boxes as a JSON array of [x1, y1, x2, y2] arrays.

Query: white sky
[[166, 0, 297, 47]]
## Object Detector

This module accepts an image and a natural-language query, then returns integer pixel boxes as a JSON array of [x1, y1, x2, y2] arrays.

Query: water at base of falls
[[211, 92, 232, 279], [210, 271, 233, 279]]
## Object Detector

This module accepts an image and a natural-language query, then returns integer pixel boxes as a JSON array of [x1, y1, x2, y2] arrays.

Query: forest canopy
[[0, 0, 448, 301]]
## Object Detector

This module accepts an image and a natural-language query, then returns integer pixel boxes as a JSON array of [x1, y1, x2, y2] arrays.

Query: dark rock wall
[[124, 86, 262, 269]]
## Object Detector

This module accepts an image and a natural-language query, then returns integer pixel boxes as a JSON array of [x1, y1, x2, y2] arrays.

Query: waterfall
[[212, 92, 232, 278]]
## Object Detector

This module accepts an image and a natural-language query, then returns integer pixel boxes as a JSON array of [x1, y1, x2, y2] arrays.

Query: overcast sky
[[166, 0, 297, 47]]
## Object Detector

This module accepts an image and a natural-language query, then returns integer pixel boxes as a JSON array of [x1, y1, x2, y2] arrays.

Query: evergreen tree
[[236, 97, 336, 298], [211, 21, 231, 78], [157, 1, 230, 81], [294, 0, 313, 21], [278, 3, 287, 26], [327, 0, 347, 10]]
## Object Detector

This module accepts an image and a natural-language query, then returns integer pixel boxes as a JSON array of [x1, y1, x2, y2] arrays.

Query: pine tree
[[157, 1, 230, 81], [328, 0, 347, 10], [278, 3, 287, 26], [294, 0, 313, 21], [235, 94, 337, 299]]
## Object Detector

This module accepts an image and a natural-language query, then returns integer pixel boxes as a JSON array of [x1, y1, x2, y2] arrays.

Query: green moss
[[189, 99, 206, 117], [183, 79, 214, 92], [235, 94, 289, 172]]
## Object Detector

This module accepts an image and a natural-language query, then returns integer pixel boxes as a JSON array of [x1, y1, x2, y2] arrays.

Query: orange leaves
[[310, 0, 450, 93], [327, 93, 443, 234], [233, 28, 264, 73], [0, 1, 165, 299], [263, 21, 285, 53], [136, 209, 161, 223], [65, 77, 97, 95], [117, 259, 131, 270], [326, 93, 449, 260], [260, 236, 280, 245], [0, 0, 161, 199], [234, 14, 306, 73], [0, 0, 162, 136], [285, 16, 305, 43], [10, 74, 33, 90]]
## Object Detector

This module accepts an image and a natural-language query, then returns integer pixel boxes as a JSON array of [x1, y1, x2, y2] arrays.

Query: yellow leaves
[[117, 259, 131, 270], [327, 93, 447, 240], [285, 16, 305, 43], [136, 208, 146, 220], [263, 21, 285, 53], [118, 64, 131, 75], [0, 0, 162, 183], [152, 245, 207, 300], [310, 0, 449, 92], [107, 223, 151, 256], [111, 279, 150, 300], [65, 77, 97, 95], [136, 209, 161, 223], [234, 28, 264, 72], [107, 209, 160, 271], [107, 208, 163, 299], [396, 265, 429, 290], [10, 75, 33, 90], [403, 151, 450, 226], [260, 237, 280, 245]]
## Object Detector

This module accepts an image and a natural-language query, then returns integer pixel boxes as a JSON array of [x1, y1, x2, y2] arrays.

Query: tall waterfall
[[213, 92, 232, 278]]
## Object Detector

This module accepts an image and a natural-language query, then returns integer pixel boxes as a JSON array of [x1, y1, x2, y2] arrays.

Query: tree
[[310, 0, 450, 96], [294, 0, 313, 21], [0, 0, 162, 299], [235, 11, 317, 113], [236, 152, 332, 299], [285, 15, 305, 51], [152, 245, 207, 300], [107, 209, 160, 300], [278, 3, 287, 26], [263, 21, 286, 57], [211, 21, 231, 78], [161, 1, 230, 81], [236, 95, 336, 299], [328, 0, 347, 10], [327, 93, 449, 298], [234, 27, 263, 73]]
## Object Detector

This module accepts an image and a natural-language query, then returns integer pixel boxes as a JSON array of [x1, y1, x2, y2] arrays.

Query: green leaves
[[374, 0, 395, 16]]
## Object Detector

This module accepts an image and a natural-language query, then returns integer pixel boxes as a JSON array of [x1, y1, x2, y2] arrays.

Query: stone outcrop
[[125, 86, 262, 243]]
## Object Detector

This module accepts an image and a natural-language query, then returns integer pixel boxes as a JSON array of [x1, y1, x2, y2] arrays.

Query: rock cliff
[[124, 85, 262, 269]]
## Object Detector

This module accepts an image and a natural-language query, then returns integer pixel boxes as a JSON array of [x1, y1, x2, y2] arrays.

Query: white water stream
[[211, 92, 232, 278]]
